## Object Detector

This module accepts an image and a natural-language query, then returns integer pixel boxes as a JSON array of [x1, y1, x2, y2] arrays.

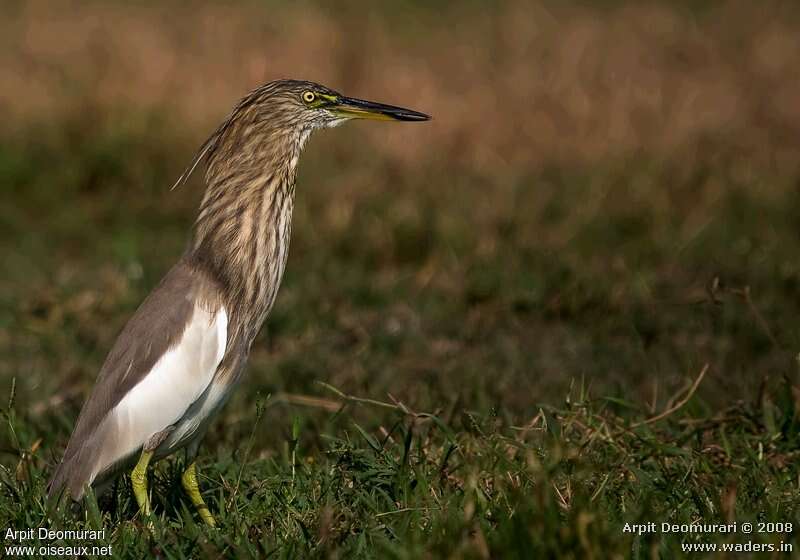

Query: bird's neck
[[188, 132, 306, 339]]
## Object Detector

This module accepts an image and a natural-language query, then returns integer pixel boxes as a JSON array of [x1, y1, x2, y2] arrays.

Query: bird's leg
[[130, 449, 153, 518], [181, 460, 216, 527]]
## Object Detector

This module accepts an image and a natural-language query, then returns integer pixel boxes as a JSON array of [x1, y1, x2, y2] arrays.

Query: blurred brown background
[[4, 1, 800, 170]]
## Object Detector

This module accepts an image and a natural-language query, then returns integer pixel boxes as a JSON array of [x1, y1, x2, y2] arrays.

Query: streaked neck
[[189, 129, 306, 338]]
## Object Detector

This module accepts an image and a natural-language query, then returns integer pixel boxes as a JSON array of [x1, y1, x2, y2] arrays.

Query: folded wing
[[48, 260, 227, 499]]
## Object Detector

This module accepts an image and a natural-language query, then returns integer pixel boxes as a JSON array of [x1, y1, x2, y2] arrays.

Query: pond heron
[[48, 79, 430, 526]]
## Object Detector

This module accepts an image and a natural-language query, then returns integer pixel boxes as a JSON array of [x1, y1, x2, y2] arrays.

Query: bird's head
[[173, 79, 429, 191], [248, 79, 431, 131]]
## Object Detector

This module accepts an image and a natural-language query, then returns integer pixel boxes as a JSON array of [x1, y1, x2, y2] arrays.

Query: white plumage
[[92, 304, 228, 483]]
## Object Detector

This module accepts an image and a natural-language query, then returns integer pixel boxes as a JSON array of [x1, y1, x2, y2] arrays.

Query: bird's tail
[[47, 452, 90, 502]]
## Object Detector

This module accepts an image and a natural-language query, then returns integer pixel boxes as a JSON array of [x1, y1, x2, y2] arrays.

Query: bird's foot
[[181, 461, 216, 527], [130, 449, 153, 525]]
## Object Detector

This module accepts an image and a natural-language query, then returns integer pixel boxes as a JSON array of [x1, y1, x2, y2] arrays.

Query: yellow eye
[[302, 91, 316, 103]]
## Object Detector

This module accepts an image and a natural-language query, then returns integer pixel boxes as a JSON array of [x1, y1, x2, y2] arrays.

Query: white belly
[[157, 375, 237, 456]]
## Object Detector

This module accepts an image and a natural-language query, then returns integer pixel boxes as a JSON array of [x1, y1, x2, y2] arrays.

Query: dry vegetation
[[3, 1, 800, 169]]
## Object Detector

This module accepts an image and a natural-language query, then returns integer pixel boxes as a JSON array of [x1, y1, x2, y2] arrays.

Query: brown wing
[[48, 258, 222, 499]]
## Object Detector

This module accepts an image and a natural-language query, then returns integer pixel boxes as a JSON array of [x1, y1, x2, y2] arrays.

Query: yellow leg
[[181, 461, 216, 527], [130, 450, 153, 518]]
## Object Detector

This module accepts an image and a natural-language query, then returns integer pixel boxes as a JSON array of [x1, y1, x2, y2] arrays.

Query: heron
[[47, 79, 430, 526]]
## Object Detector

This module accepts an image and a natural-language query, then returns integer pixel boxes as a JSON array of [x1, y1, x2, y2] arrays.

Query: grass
[[2, 368, 799, 558]]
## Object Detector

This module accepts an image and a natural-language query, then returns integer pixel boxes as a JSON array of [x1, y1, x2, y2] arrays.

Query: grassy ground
[[2, 1, 800, 558]]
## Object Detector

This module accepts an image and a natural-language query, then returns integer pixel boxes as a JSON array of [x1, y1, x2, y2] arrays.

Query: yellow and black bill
[[331, 96, 431, 122]]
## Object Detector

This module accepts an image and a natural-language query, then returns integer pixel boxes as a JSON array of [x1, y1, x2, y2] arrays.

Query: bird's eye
[[302, 91, 316, 103]]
